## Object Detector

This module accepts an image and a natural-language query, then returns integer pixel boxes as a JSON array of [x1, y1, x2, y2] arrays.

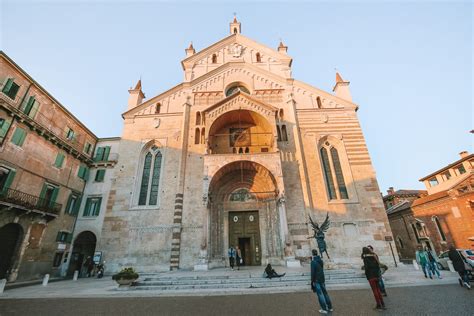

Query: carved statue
[[307, 213, 331, 259], [284, 241, 294, 258]]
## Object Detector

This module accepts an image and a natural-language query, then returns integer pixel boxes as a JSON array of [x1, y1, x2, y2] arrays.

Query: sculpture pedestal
[[285, 257, 301, 268], [194, 263, 209, 271]]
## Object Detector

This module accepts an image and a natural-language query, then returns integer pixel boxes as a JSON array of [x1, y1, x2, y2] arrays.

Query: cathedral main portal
[[228, 210, 261, 266]]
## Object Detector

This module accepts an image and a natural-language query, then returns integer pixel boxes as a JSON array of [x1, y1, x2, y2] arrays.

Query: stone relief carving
[[228, 43, 244, 58]]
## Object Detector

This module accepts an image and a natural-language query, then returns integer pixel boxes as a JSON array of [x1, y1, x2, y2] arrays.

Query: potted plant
[[112, 267, 139, 286]]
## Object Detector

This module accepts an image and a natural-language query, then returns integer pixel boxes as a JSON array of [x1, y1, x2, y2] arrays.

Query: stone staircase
[[133, 269, 366, 291]]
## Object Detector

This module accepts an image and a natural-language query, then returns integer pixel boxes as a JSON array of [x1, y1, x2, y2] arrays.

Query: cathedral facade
[[97, 19, 396, 272]]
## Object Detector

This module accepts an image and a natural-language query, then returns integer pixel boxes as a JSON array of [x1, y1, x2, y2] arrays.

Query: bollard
[[73, 270, 79, 281], [42, 274, 50, 286], [0, 279, 6, 294], [412, 260, 419, 270], [447, 260, 455, 272]]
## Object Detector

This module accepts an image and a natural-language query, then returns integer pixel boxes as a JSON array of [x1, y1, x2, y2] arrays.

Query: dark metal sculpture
[[307, 213, 331, 259]]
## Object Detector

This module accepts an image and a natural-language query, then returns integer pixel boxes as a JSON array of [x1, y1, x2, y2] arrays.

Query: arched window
[[245, 147, 249, 153], [281, 125, 288, 141], [138, 146, 163, 206], [155, 103, 161, 114], [196, 112, 201, 125], [225, 84, 250, 97], [256, 53, 261, 63], [212, 54, 217, 64], [233, 27, 238, 34], [432, 216, 447, 241], [319, 141, 349, 200], [316, 97, 322, 109], [276, 125, 282, 142], [397, 236, 404, 249], [238, 148, 243, 154], [279, 109, 284, 120], [195, 128, 200, 145], [201, 128, 205, 144]]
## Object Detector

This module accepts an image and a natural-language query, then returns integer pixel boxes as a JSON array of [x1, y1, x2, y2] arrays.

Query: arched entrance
[[0, 223, 23, 279], [208, 161, 284, 266], [68, 231, 96, 276]]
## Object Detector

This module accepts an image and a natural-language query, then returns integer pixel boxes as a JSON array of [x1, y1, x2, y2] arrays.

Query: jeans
[[421, 263, 432, 278], [429, 262, 441, 278], [368, 278, 385, 307], [378, 277, 386, 294], [229, 257, 234, 269], [314, 282, 332, 311]]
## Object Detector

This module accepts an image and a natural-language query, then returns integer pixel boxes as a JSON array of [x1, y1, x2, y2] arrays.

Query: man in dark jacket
[[448, 245, 471, 289], [311, 249, 333, 314]]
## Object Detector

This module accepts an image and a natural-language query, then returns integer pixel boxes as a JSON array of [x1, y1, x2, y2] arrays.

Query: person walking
[[362, 247, 386, 310], [426, 247, 442, 279], [448, 245, 471, 289], [228, 246, 236, 270], [367, 245, 387, 296], [235, 245, 242, 270], [415, 246, 432, 279], [311, 249, 333, 314]]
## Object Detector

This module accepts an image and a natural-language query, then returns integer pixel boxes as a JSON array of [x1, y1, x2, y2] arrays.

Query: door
[[229, 211, 261, 265], [0, 223, 23, 279]]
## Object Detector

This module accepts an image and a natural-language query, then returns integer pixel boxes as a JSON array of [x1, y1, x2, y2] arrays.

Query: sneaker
[[464, 282, 471, 289], [328, 308, 334, 312], [319, 309, 328, 314]]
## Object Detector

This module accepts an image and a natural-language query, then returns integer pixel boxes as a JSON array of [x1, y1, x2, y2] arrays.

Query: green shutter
[[50, 186, 59, 206], [8, 83, 19, 99], [11, 127, 26, 146], [56, 231, 62, 242], [23, 97, 35, 115], [73, 195, 82, 215], [2, 78, 13, 93], [66, 233, 73, 243], [95, 169, 105, 182], [0, 119, 12, 139], [28, 101, 39, 119], [78, 165, 85, 179], [54, 153, 65, 168], [103, 146, 111, 161], [94, 197, 102, 216], [83, 198, 92, 216], [1, 170, 16, 193], [94, 147, 104, 161], [39, 183, 48, 200], [65, 194, 73, 214]]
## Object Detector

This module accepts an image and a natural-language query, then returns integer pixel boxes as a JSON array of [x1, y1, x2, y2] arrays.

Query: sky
[[1, 1, 472, 192]]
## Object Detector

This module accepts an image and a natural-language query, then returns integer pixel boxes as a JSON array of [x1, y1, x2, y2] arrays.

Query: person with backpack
[[311, 249, 333, 314], [228, 246, 236, 270], [362, 247, 386, 310], [415, 245, 432, 279]]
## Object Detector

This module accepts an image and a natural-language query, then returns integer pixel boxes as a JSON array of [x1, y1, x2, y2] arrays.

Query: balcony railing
[[93, 153, 119, 163], [0, 188, 62, 216], [208, 132, 274, 154]]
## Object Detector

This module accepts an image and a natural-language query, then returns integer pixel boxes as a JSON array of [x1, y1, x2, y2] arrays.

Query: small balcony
[[91, 153, 119, 167], [0, 188, 62, 219]]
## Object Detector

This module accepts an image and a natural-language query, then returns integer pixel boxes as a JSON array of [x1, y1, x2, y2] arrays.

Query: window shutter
[[39, 183, 48, 200], [73, 195, 82, 215], [96, 169, 105, 182], [65, 194, 73, 214], [11, 128, 22, 145], [94, 197, 102, 216], [66, 233, 73, 243], [83, 198, 91, 216], [54, 153, 65, 168], [84, 167, 90, 181], [94, 147, 104, 161], [28, 101, 39, 119], [103, 146, 111, 161], [0, 119, 11, 138], [23, 96, 35, 115], [50, 186, 59, 206], [56, 231, 62, 242], [2, 78, 13, 93], [1, 170, 16, 193]]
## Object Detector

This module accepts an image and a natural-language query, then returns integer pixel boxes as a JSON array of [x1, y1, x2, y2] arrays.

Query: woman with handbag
[[448, 245, 471, 289], [236, 246, 242, 270]]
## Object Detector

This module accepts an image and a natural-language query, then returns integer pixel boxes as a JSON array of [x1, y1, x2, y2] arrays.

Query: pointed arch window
[[281, 125, 288, 141], [155, 103, 161, 114], [212, 54, 217, 64], [319, 141, 349, 200], [316, 97, 322, 109], [195, 128, 200, 145], [432, 216, 447, 242], [256, 53, 261, 63], [196, 112, 201, 125], [138, 146, 163, 206]]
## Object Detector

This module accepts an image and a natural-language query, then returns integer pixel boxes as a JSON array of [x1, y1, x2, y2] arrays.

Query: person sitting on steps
[[264, 264, 286, 279]]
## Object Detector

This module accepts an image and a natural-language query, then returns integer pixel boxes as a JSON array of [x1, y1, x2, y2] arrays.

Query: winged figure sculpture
[[307, 213, 331, 259]]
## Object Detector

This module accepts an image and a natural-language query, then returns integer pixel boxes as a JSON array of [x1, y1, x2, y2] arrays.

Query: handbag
[[240, 258, 243, 264]]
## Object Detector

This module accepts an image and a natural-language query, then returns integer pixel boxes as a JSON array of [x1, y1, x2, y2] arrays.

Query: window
[[195, 128, 200, 145], [456, 165, 466, 175], [0, 167, 16, 193], [95, 169, 106, 182], [66, 128, 75, 140], [84, 142, 92, 154], [11, 127, 27, 147], [94, 146, 111, 162], [320, 141, 348, 200], [77, 165, 89, 181], [0, 118, 12, 143], [212, 54, 217, 64], [281, 125, 288, 141], [196, 112, 201, 125], [432, 216, 447, 242], [21, 96, 39, 118], [276, 125, 282, 142], [442, 171, 451, 181], [56, 231, 71, 243], [411, 224, 420, 243], [53, 252, 64, 267], [397, 237, 404, 249], [138, 146, 163, 206], [225, 85, 250, 97], [39, 183, 59, 208], [2, 78, 20, 100], [256, 53, 261, 63], [155, 103, 161, 114], [316, 97, 322, 109], [428, 178, 438, 187], [201, 128, 205, 144], [83, 197, 102, 216], [54, 152, 65, 168], [65, 193, 81, 215]]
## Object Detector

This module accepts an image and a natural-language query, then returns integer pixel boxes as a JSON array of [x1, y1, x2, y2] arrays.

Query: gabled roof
[[386, 200, 413, 215], [201, 90, 278, 114], [419, 153, 473, 181], [383, 189, 427, 200], [181, 33, 292, 70]]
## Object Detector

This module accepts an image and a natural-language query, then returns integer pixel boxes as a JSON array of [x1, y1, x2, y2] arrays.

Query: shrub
[[112, 267, 139, 280]]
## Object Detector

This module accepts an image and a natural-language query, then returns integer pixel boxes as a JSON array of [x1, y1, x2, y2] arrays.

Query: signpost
[[385, 236, 397, 267]]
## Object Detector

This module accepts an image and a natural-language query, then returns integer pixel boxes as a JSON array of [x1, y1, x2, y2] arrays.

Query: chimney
[[278, 41, 288, 54], [332, 71, 352, 102], [459, 151, 469, 158], [185, 42, 195, 57], [387, 187, 395, 195], [127, 79, 145, 111]]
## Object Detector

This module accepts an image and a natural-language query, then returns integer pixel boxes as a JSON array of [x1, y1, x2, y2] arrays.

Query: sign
[[384, 236, 393, 242], [93, 251, 102, 264], [57, 243, 66, 250]]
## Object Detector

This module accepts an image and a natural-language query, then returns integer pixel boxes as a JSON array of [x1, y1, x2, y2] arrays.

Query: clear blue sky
[[1, 1, 472, 192]]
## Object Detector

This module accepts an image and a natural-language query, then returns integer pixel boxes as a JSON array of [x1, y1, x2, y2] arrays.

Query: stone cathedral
[[98, 18, 396, 272]]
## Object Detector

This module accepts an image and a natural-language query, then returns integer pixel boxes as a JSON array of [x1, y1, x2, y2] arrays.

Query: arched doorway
[[208, 161, 283, 266], [0, 223, 23, 279], [68, 231, 96, 277]]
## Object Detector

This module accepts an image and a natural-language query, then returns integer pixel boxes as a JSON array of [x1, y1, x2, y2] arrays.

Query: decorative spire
[[233, 13, 238, 23], [332, 71, 352, 101], [335, 72, 344, 83], [230, 14, 241, 34], [134, 79, 142, 90], [278, 40, 288, 53], [185, 41, 196, 57], [188, 42, 194, 50]]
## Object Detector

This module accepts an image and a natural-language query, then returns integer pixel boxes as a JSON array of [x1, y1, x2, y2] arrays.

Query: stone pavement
[[0, 264, 461, 299]]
